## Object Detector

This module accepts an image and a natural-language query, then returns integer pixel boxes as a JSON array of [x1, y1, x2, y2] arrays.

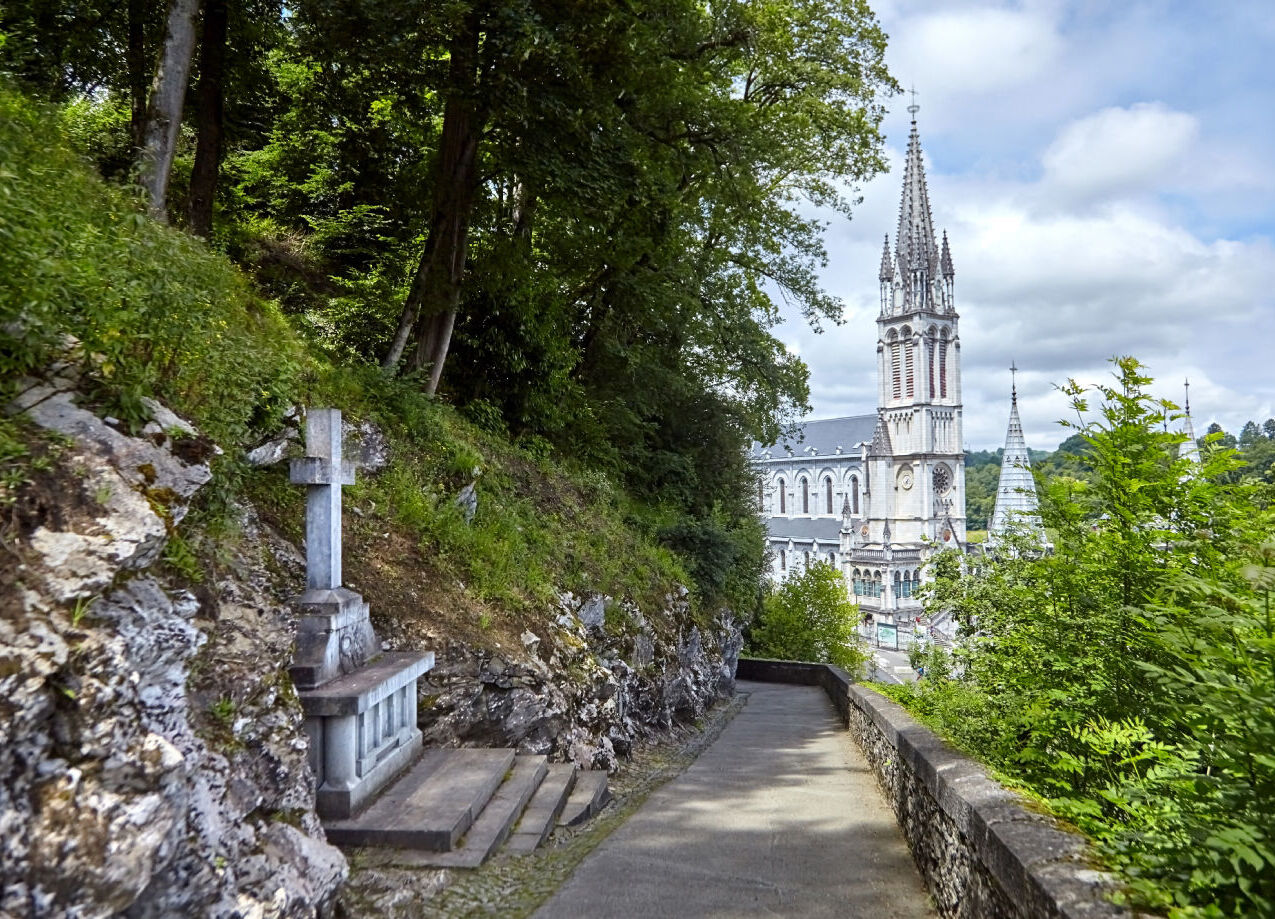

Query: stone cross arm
[[291, 455, 357, 486]]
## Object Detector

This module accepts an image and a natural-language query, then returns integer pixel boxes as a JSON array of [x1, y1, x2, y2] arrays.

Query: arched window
[[928, 329, 937, 398], [852, 569, 862, 595], [902, 326, 914, 398], [777, 479, 786, 514], [888, 329, 901, 399], [939, 330, 949, 399], [801, 478, 809, 514], [803, 550, 810, 567], [824, 477, 833, 514], [829, 551, 836, 564], [874, 574, 883, 598], [893, 571, 901, 597], [758, 482, 764, 512], [851, 477, 860, 514], [780, 550, 786, 571]]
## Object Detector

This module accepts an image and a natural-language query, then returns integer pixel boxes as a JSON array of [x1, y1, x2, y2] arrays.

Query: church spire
[[941, 230, 954, 279], [891, 106, 949, 314], [989, 363, 1044, 545], [879, 234, 893, 281], [894, 118, 938, 284], [1181, 379, 1200, 467]]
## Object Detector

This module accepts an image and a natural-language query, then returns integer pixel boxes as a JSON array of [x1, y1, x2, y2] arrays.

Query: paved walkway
[[533, 680, 936, 918]]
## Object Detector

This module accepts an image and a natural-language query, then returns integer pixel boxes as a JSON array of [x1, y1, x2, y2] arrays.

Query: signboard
[[876, 622, 899, 651]]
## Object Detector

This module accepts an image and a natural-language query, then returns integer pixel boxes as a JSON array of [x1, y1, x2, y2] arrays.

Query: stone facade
[[752, 114, 966, 623]]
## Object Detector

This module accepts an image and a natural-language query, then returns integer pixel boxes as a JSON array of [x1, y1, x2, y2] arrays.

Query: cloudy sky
[[775, 0, 1275, 450]]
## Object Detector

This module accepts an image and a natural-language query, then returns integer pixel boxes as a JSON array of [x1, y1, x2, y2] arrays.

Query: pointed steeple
[[869, 412, 892, 456], [878, 235, 893, 281], [989, 364, 1044, 543], [940, 230, 954, 279], [1181, 379, 1200, 467], [894, 115, 939, 297]]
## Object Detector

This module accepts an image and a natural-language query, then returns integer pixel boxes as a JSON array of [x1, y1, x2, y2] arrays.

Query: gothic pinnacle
[[941, 230, 954, 280], [879, 235, 893, 281]]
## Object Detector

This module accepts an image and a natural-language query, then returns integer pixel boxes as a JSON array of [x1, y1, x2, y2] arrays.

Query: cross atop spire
[[1184, 378, 1191, 415], [907, 86, 919, 121], [1010, 361, 1018, 403]]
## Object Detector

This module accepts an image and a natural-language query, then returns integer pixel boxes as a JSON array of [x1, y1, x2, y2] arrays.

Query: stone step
[[505, 764, 578, 854], [323, 747, 515, 850], [412, 754, 550, 868], [557, 769, 610, 827]]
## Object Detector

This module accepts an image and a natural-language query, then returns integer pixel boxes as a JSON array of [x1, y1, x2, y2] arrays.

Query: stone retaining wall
[[736, 658, 1126, 919]]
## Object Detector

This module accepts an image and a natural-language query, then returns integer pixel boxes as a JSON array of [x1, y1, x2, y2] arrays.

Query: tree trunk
[[127, 0, 148, 151], [138, 0, 202, 220], [381, 11, 483, 393], [187, 0, 228, 237]]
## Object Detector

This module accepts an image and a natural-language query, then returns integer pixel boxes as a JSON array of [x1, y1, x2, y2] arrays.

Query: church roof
[[762, 516, 844, 542], [750, 414, 877, 460]]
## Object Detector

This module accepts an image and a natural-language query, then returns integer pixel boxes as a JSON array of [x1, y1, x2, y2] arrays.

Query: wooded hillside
[[0, 0, 899, 614]]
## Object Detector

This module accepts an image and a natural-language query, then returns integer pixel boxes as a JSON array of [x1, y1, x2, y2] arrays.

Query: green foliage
[[898, 358, 1275, 917], [0, 86, 306, 449], [748, 562, 866, 675]]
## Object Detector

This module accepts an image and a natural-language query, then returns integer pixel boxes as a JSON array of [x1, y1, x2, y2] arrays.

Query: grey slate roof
[[761, 517, 844, 541], [750, 414, 877, 460]]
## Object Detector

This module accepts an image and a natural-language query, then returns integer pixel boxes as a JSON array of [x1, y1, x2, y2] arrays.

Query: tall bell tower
[[847, 101, 965, 603], [874, 106, 965, 551]]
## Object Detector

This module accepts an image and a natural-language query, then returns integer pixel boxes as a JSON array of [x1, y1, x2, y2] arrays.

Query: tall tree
[[186, 0, 228, 236], [382, 7, 485, 393], [138, 0, 201, 219]]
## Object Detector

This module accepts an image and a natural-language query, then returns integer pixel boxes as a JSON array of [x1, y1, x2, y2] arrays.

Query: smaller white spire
[[989, 363, 1044, 543], [1180, 378, 1200, 468]]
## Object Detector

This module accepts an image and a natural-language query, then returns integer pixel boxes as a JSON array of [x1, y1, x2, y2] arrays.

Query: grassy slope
[[0, 85, 700, 649]]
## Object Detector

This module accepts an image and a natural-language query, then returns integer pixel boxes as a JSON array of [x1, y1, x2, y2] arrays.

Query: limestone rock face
[[2, 389, 345, 919], [408, 594, 742, 772]]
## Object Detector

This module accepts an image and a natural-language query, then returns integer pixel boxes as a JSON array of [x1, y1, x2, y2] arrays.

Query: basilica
[[751, 113, 967, 624]]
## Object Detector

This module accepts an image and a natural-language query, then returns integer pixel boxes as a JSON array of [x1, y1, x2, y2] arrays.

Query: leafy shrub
[[901, 358, 1275, 917], [748, 561, 866, 675], [0, 85, 306, 448]]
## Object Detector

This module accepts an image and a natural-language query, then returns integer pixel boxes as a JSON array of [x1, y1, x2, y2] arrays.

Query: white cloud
[[777, 127, 1275, 449], [771, 2, 1275, 450], [889, 7, 1063, 100], [1041, 103, 1199, 201]]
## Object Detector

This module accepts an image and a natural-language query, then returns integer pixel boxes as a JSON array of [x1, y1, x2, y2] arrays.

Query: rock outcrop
[[401, 595, 742, 772], [2, 382, 346, 919]]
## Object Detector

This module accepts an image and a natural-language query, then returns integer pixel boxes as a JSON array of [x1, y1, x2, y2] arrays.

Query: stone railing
[[299, 651, 433, 818], [736, 658, 1126, 919]]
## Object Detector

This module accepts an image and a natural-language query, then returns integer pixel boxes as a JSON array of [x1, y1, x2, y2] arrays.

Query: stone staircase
[[323, 748, 611, 866]]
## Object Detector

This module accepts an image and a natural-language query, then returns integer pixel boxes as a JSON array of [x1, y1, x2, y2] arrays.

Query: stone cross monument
[[289, 408, 380, 690], [289, 407, 433, 819]]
